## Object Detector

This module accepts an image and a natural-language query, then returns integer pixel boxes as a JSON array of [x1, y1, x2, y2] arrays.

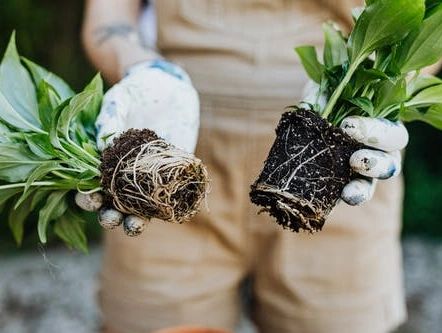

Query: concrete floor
[[0, 237, 441, 333]]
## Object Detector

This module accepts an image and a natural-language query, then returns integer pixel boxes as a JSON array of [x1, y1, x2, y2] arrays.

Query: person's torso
[[152, 0, 356, 98]]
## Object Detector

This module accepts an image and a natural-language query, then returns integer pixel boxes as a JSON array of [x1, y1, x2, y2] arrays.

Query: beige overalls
[[100, 1, 406, 332]]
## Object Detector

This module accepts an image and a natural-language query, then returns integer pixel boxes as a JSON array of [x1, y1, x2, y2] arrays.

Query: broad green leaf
[[49, 99, 70, 149], [0, 142, 43, 182], [407, 74, 442, 96], [20, 161, 60, 204], [78, 74, 103, 131], [374, 78, 407, 113], [82, 142, 100, 158], [0, 90, 44, 133], [36, 80, 60, 131], [21, 57, 74, 102], [426, 0, 442, 13], [25, 133, 57, 160], [0, 187, 22, 206], [295, 46, 324, 83], [400, 104, 442, 129], [323, 22, 348, 68], [8, 190, 36, 246], [58, 84, 101, 141], [346, 97, 374, 116], [0, 122, 11, 142], [31, 189, 50, 210], [37, 190, 68, 243], [349, 0, 425, 62], [353, 67, 390, 94], [0, 33, 40, 128], [406, 83, 442, 107], [54, 208, 88, 253], [396, 4, 442, 73]]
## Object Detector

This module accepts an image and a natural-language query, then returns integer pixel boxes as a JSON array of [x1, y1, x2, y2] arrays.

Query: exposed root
[[250, 108, 362, 232], [101, 129, 209, 223], [251, 183, 327, 232]]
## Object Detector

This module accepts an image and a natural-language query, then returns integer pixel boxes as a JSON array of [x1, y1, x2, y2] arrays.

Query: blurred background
[[0, 1, 441, 333]]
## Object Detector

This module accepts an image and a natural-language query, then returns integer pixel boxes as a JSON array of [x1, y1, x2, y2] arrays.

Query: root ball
[[250, 108, 362, 233], [100, 129, 209, 223]]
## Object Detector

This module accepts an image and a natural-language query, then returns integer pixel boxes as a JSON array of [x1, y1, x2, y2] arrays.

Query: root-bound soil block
[[100, 129, 209, 223], [250, 108, 362, 232]]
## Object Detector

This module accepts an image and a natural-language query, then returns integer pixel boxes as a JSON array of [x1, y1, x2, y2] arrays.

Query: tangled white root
[[109, 139, 209, 223]]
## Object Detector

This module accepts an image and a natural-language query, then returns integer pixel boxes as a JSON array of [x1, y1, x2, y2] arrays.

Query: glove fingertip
[[341, 179, 374, 206]]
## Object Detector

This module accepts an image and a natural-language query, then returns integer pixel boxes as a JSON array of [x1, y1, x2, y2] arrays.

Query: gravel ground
[[0, 237, 441, 333]]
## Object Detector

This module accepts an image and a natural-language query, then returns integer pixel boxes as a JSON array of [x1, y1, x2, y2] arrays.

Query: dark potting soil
[[100, 128, 159, 210], [100, 128, 208, 222], [250, 108, 362, 233]]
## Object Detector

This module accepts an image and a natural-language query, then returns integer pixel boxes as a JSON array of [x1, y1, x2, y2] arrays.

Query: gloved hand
[[340, 117, 408, 205], [302, 81, 408, 206], [76, 59, 200, 235], [96, 59, 200, 153]]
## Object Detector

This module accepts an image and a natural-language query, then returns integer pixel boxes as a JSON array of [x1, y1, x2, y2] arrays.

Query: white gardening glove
[[76, 59, 200, 235], [302, 81, 409, 206], [95, 59, 200, 153], [340, 117, 408, 205]]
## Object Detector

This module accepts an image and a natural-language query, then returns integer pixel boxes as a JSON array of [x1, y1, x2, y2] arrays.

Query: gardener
[[82, 1, 418, 332]]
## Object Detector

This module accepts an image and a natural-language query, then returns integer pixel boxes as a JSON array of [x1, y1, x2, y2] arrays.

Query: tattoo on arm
[[94, 23, 138, 45]]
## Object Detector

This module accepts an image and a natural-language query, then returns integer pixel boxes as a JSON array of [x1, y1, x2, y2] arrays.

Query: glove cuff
[[124, 59, 191, 83]]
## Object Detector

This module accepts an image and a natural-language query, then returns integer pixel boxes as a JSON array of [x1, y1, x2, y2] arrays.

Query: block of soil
[[250, 108, 362, 232]]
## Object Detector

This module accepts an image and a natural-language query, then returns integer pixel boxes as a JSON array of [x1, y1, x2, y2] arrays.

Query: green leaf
[[0, 90, 44, 133], [346, 97, 374, 116], [8, 190, 36, 246], [25, 133, 58, 159], [295, 46, 324, 83], [323, 22, 348, 68], [353, 67, 390, 94], [349, 0, 425, 62], [54, 208, 88, 253], [0, 122, 12, 142], [374, 78, 407, 113], [21, 57, 74, 102], [400, 104, 442, 129], [0, 142, 43, 182], [37, 190, 68, 243], [36, 80, 60, 131], [31, 189, 51, 210], [426, 0, 442, 13], [19, 161, 60, 205], [407, 83, 442, 107], [0, 187, 23, 206], [0, 33, 40, 129], [407, 74, 442, 96], [82, 142, 100, 158], [396, 4, 442, 73], [78, 74, 103, 132], [49, 99, 70, 149], [58, 82, 101, 141]]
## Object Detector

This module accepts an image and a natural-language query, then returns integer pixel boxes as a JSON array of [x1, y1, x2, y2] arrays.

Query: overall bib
[[100, 1, 406, 332]]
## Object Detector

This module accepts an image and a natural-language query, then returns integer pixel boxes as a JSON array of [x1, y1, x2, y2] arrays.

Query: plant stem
[[0, 181, 58, 189], [322, 57, 365, 120]]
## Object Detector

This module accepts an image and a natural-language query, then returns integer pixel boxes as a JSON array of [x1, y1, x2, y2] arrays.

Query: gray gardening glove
[[302, 81, 409, 206], [74, 191, 147, 237], [76, 59, 199, 236], [340, 117, 409, 205]]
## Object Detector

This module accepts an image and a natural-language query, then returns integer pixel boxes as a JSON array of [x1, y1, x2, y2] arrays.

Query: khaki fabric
[[100, 1, 406, 332]]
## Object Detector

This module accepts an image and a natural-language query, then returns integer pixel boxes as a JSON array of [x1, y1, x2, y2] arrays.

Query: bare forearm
[[82, 0, 159, 83]]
